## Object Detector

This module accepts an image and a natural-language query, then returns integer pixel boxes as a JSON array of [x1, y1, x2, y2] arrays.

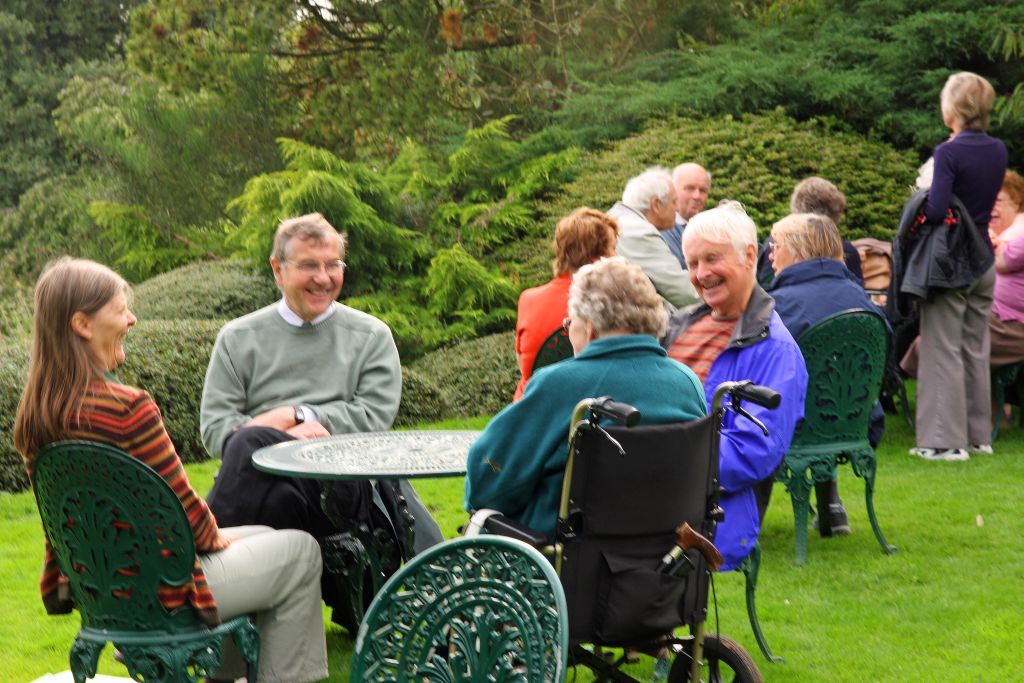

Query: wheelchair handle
[[588, 396, 641, 426], [659, 522, 724, 574], [729, 381, 780, 409]]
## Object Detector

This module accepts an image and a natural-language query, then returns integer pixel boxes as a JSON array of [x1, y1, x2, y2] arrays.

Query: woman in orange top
[[15, 258, 328, 683], [514, 207, 619, 399]]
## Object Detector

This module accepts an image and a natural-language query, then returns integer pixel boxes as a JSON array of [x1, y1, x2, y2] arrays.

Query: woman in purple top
[[911, 72, 1008, 462]]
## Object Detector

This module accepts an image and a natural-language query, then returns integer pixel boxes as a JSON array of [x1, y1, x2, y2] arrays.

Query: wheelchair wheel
[[667, 633, 764, 683]]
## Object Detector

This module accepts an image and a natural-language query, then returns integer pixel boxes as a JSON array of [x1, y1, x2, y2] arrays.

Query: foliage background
[[0, 0, 1021, 487]]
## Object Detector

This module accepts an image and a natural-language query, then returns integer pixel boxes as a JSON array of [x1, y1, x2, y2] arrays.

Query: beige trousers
[[915, 266, 995, 449], [201, 525, 328, 683]]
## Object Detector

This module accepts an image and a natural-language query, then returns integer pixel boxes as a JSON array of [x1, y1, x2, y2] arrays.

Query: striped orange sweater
[[31, 381, 223, 625]]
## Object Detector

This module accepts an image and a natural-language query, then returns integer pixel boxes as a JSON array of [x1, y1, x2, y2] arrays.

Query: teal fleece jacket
[[464, 334, 706, 540]]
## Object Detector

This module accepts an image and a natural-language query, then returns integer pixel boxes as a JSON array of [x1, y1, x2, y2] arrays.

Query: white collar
[[277, 299, 336, 327]]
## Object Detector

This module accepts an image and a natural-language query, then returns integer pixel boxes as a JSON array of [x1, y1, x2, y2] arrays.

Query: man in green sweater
[[200, 213, 402, 455], [202, 213, 439, 627]]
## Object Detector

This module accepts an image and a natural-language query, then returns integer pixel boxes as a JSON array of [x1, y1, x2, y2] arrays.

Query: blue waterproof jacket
[[768, 257, 889, 448], [768, 258, 888, 340], [662, 286, 808, 570], [464, 335, 707, 541]]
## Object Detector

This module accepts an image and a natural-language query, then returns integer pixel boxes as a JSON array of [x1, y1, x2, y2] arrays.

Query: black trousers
[[206, 426, 340, 539], [206, 426, 443, 556]]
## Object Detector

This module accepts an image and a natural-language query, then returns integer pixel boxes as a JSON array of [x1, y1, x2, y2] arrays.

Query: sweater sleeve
[[1002, 232, 1024, 273], [200, 330, 251, 458], [126, 393, 223, 551], [313, 323, 402, 434], [463, 378, 567, 519], [924, 143, 954, 223]]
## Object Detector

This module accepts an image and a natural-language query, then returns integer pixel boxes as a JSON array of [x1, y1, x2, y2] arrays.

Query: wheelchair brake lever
[[731, 401, 769, 436], [593, 423, 627, 456]]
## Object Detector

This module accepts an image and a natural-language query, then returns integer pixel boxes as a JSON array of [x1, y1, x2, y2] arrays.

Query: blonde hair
[[552, 207, 619, 276], [271, 212, 346, 262], [569, 257, 667, 338], [14, 258, 129, 460], [940, 71, 995, 131], [771, 214, 843, 264]]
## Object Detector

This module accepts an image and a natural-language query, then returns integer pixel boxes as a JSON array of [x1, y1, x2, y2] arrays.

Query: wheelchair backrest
[[558, 414, 719, 645], [563, 416, 719, 539]]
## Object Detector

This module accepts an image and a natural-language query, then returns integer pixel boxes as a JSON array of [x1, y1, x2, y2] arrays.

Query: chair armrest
[[464, 509, 550, 548]]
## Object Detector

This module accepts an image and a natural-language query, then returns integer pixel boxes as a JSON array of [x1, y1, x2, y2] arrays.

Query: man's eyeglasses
[[287, 259, 345, 276], [562, 316, 572, 334]]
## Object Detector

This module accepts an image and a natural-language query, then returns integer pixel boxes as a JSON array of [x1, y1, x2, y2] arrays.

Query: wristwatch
[[293, 405, 306, 425]]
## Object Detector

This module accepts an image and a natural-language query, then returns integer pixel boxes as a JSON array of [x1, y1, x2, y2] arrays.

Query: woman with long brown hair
[[15, 257, 328, 683]]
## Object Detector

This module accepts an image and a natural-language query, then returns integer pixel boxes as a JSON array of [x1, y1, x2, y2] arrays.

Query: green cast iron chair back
[[532, 327, 574, 373], [31, 440, 258, 683], [779, 309, 897, 565], [790, 309, 887, 452], [351, 535, 569, 683]]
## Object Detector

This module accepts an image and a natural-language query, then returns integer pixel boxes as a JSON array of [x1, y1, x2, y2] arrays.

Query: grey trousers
[[915, 266, 996, 449], [201, 525, 328, 683]]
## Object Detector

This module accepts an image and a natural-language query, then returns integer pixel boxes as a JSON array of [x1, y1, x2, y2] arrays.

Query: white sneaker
[[909, 447, 969, 462], [969, 444, 993, 455]]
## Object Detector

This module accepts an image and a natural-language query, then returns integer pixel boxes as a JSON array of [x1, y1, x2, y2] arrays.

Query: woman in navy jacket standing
[[912, 72, 1007, 462]]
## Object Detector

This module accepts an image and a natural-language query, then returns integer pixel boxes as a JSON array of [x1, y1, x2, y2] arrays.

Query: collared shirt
[[275, 299, 334, 422], [276, 299, 337, 327], [660, 223, 686, 269]]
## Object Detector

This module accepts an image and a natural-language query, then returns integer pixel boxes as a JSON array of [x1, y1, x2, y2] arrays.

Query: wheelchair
[[467, 380, 780, 682]]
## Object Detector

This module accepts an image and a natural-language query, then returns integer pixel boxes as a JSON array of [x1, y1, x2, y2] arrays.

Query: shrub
[[0, 343, 30, 492], [0, 281, 32, 346], [408, 332, 518, 419], [0, 315, 499, 491], [538, 111, 916, 245], [394, 366, 450, 427], [132, 259, 279, 320], [0, 319, 226, 493], [117, 319, 226, 465]]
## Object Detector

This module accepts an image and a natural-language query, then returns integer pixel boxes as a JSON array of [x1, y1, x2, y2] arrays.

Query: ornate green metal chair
[[777, 309, 898, 566], [31, 440, 259, 683], [350, 535, 568, 682], [991, 362, 1023, 442], [532, 327, 574, 373]]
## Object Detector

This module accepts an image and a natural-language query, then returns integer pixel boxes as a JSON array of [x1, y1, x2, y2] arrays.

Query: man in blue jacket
[[663, 202, 808, 570]]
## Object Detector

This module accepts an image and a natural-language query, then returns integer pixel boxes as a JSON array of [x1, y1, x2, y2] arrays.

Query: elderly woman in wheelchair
[[465, 256, 707, 540], [464, 257, 770, 681]]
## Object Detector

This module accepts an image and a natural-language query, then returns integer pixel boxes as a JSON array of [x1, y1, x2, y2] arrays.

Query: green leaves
[[228, 138, 420, 292], [538, 110, 917, 244], [425, 244, 516, 316]]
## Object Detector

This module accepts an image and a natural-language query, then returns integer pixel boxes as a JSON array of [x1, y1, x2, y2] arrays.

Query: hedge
[[533, 110, 917, 288], [407, 332, 518, 420], [132, 259, 279, 320], [393, 366, 450, 427], [0, 320, 225, 493], [0, 317, 494, 492]]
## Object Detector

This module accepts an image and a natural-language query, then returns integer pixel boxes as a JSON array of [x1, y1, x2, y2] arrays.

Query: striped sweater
[[30, 381, 223, 625]]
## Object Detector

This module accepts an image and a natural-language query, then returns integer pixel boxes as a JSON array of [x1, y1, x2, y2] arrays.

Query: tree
[[0, 1, 141, 207]]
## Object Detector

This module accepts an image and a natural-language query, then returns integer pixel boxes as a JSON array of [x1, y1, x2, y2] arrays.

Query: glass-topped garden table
[[252, 429, 478, 480], [252, 430, 480, 630]]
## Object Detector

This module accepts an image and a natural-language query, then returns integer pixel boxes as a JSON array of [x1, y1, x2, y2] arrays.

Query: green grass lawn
[[3, 412, 1022, 681]]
